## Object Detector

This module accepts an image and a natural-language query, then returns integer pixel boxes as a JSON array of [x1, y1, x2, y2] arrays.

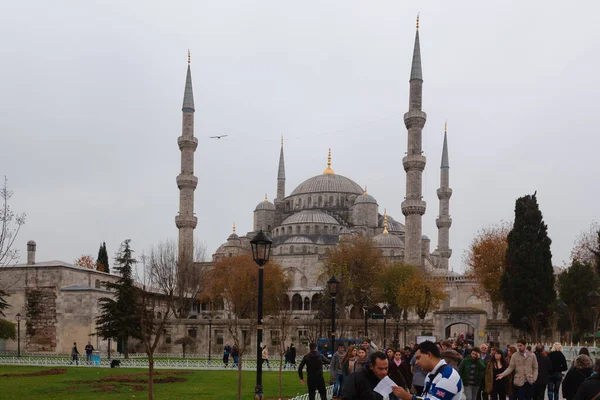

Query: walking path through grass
[[0, 365, 319, 399]]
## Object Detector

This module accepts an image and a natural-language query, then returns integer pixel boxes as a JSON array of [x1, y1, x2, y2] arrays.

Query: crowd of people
[[294, 337, 600, 400]]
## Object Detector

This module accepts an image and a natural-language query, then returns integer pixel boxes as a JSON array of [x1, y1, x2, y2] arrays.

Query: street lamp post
[[361, 295, 370, 338], [395, 315, 400, 349], [382, 305, 388, 349], [327, 276, 340, 356], [250, 230, 273, 400], [15, 313, 21, 357], [403, 310, 408, 348]]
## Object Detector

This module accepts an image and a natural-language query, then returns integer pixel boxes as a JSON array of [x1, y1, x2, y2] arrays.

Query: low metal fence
[[289, 385, 333, 400], [0, 356, 304, 370]]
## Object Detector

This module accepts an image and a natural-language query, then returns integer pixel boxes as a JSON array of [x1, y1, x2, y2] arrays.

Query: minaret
[[276, 136, 286, 202], [401, 14, 427, 266], [436, 122, 453, 270], [175, 51, 199, 266]]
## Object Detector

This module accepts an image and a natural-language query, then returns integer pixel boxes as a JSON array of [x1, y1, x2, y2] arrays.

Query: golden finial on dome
[[383, 209, 389, 234], [232, 222, 236, 234], [416, 13, 420, 30], [188, 49, 191, 65], [323, 148, 335, 175], [364, 186, 368, 194], [264, 194, 268, 202]]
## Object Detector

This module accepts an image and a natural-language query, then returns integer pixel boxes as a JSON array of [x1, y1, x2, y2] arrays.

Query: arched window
[[296, 226, 301, 234], [291, 294, 303, 310], [332, 227, 337, 234], [275, 228, 278, 236], [318, 196, 323, 207], [300, 275, 308, 288], [311, 293, 322, 310], [287, 226, 292, 235], [303, 297, 310, 311], [307, 197, 312, 207], [329, 196, 334, 206], [298, 198, 302, 208], [290, 246, 294, 254], [95, 279, 101, 289], [323, 226, 328, 234], [304, 225, 310, 234], [314, 225, 320, 234]]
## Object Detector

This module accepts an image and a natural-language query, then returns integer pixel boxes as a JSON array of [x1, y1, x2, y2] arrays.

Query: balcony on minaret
[[401, 199, 426, 216], [436, 217, 452, 229], [403, 110, 427, 128], [402, 154, 427, 172], [175, 214, 198, 229], [176, 174, 198, 190], [178, 136, 198, 151], [436, 187, 453, 199]]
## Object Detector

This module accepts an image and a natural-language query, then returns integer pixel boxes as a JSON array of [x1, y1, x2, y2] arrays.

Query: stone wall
[[25, 287, 57, 352]]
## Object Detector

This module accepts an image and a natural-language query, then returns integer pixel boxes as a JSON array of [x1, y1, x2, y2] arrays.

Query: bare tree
[[148, 239, 205, 319], [0, 177, 26, 268]]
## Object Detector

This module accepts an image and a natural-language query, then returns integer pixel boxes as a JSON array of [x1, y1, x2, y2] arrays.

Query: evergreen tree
[[96, 239, 140, 358], [593, 230, 600, 276], [558, 260, 600, 340], [500, 192, 556, 329], [96, 242, 109, 273]]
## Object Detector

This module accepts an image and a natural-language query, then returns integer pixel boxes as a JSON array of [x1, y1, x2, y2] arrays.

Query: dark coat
[[340, 367, 384, 400], [388, 359, 409, 390], [534, 352, 552, 385], [458, 356, 486, 386], [298, 350, 329, 381], [548, 351, 568, 375], [563, 367, 594, 400], [573, 374, 600, 400]]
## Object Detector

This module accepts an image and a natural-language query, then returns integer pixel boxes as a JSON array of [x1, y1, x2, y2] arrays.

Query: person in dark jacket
[[290, 343, 297, 368], [547, 343, 568, 400], [388, 349, 409, 390], [563, 355, 594, 400], [458, 348, 486, 400], [341, 351, 389, 400], [533, 345, 552, 400], [298, 343, 330, 400], [573, 358, 600, 400]]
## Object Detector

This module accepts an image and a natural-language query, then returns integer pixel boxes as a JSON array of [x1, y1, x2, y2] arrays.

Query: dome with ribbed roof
[[373, 232, 404, 248], [290, 174, 363, 196], [354, 192, 377, 205], [284, 236, 314, 244], [281, 210, 339, 225], [255, 195, 276, 211]]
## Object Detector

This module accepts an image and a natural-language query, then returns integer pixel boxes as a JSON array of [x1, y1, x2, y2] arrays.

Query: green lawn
[[0, 365, 325, 399]]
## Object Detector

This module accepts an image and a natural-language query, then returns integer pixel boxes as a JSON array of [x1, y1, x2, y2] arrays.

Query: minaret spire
[[323, 148, 334, 175], [401, 15, 428, 266], [276, 136, 286, 203], [383, 209, 389, 234], [436, 122, 453, 270], [176, 53, 199, 267]]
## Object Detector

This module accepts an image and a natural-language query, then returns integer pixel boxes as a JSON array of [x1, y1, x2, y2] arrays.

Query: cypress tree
[[500, 192, 556, 329], [96, 242, 109, 273], [96, 239, 140, 358]]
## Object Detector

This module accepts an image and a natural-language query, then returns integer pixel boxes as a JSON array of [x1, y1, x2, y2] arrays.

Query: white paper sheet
[[373, 375, 397, 398]]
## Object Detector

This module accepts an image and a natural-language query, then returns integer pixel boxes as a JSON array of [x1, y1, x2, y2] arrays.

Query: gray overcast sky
[[1, 1, 598, 272]]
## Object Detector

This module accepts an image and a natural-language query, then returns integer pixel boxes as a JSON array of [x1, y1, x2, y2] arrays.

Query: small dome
[[378, 214, 405, 233], [373, 233, 404, 248], [284, 236, 314, 244], [255, 195, 275, 211], [422, 235, 430, 240], [354, 192, 377, 205], [228, 233, 239, 240], [27, 240, 36, 245], [281, 210, 339, 225]]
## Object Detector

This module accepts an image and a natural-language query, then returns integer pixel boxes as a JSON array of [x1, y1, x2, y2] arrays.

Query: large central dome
[[290, 173, 363, 196]]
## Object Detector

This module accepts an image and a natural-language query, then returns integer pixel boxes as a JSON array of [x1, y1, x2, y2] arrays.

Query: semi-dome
[[281, 210, 339, 225], [378, 214, 405, 232], [373, 232, 404, 248], [255, 195, 276, 211], [284, 236, 314, 244], [290, 173, 363, 196]]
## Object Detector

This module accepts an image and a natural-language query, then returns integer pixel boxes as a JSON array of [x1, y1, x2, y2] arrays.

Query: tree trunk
[[124, 338, 129, 359], [148, 355, 154, 400], [278, 353, 283, 399], [237, 355, 243, 400]]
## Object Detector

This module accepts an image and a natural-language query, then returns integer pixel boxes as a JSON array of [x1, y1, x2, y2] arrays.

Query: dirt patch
[[91, 384, 118, 393], [154, 376, 186, 384], [131, 385, 145, 391], [0, 368, 67, 377]]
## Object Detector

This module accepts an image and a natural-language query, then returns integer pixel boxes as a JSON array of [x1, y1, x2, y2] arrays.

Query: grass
[[0, 365, 326, 399]]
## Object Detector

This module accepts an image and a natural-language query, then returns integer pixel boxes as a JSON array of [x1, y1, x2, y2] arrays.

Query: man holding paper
[[341, 351, 400, 399]]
